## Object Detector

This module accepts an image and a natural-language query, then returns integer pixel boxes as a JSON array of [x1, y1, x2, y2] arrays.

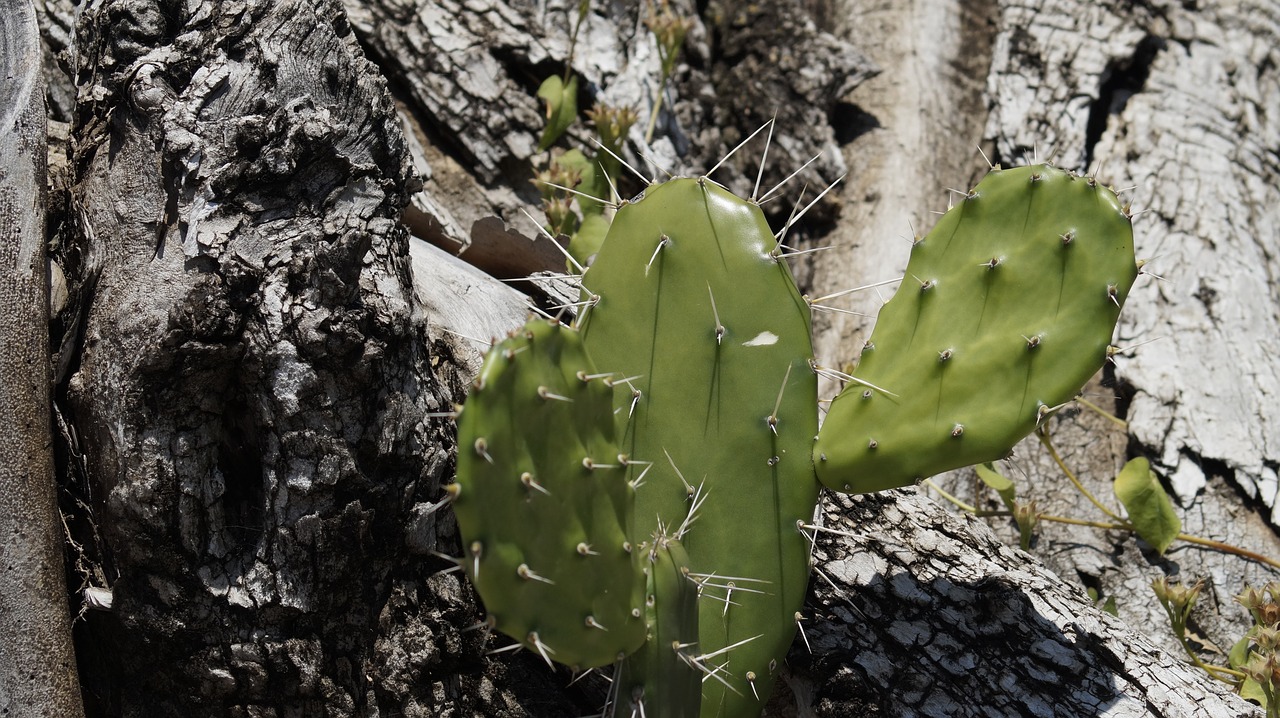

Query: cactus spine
[[612, 533, 702, 718], [451, 152, 1138, 718]]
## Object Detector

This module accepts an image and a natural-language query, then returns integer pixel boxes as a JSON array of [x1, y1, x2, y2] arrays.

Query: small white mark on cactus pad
[[743, 331, 779, 347]]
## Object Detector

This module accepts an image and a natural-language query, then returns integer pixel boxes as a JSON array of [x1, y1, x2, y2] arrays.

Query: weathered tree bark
[[925, 0, 1280, 669], [22, 0, 1277, 715], [785, 491, 1247, 717], [59, 0, 455, 714], [0, 2, 84, 716]]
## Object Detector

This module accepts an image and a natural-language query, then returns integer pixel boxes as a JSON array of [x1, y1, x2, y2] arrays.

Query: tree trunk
[[59, 0, 457, 714], [22, 0, 1276, 715], [0, 2, 84, 716]]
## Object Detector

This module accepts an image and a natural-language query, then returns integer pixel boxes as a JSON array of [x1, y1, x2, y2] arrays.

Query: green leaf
[[555, 149, 608, 217], [1229, 635, 1253, 670], [537, 75, 579, 151], [1239, 677, 1268, 708], [569, 213, 610, 269], [1101, 595, 1118, 617], [976, 462, 1017, 512], [1086, 587, 1119, 616], [1231, 639, 1272, 709], [1113, 458, 1181, 555]]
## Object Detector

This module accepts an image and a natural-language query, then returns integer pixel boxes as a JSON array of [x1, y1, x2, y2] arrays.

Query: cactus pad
[[579, 176, 819, 715], [613, 533, 701, 718], [453, 317, 646, 669], [815, 164, 1139, 493]]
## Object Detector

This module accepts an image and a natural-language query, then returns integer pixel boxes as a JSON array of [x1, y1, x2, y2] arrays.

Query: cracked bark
[[59, 0, 465, 714], [931, 0, 1280, 683], [22, 0, 1275, 715], [0, 2, 83, 715], [785, 491, 1247, 717]]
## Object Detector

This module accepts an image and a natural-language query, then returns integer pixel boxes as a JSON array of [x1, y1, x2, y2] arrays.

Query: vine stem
[[921, 479, 976, 513], [1075, 396, 1128, 430], [923, 489, 1280, 572], [1173, 630, 1244, 684], [1173, 532, 1280, 572], [564, 0, 590, 82], [1036, 514, 1130, 531], [644, 77, 667, 144], [1036, 428, 1124, 522]]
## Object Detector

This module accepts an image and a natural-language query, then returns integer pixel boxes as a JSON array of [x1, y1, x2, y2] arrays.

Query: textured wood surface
[[61, 0, 454, 713], [935, 0, 1280, 676], [788, 490, 1248, 717], [0, 2, 83, 715]]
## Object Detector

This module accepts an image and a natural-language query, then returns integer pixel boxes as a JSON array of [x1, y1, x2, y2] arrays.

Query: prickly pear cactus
[[612, 533, 701, 718], [579, 176, 819, 717], [814, 164, 1139, 493], [450, 154, 1140, 718], [452, 318, 646, 669]]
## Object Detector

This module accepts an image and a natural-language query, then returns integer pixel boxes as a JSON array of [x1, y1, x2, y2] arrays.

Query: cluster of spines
[[449, 133, 1141, 718], [451, 121, 830, 718], [610, 532, 702, 718]]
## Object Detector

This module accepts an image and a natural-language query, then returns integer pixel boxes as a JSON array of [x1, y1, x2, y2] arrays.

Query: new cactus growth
[[450, 145, 1138, 718], [612, 533, 702, 718], [814, 164, 1139, 493]]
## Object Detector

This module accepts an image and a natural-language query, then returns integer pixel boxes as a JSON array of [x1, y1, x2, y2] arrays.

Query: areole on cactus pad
[[450, 149, 1137, 718], [452, 319, 646, 670]]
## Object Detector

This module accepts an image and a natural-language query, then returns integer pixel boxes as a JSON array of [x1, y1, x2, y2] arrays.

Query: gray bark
[[26, 0, 1278, 716], [785, 490, 1246, 718], [59, 0, 455, 714], [925, 0, 1280, 671], [0, 2, 84, 716]]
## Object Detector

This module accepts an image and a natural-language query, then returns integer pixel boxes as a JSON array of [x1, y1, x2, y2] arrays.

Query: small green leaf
[[1238, 673, 1268, 708], [1101, 595, 1118, 616], [1114, 458, 1181, 555], [555, 149, 608, 217], [1229, 635, 1253, 670], [537, 75, 579, 151], [569, 213, 610, 268], [1232, 639, 1273, 709], [976, 462, 1017, 512], [1086, 586, 1119, 615]]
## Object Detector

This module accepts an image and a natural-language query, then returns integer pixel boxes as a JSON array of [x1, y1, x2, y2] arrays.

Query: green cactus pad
[[815, 164, 1139, 493], [579, 176, 818, 716], [613, 534, 701, 718], [453, 317, 646, 669]]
